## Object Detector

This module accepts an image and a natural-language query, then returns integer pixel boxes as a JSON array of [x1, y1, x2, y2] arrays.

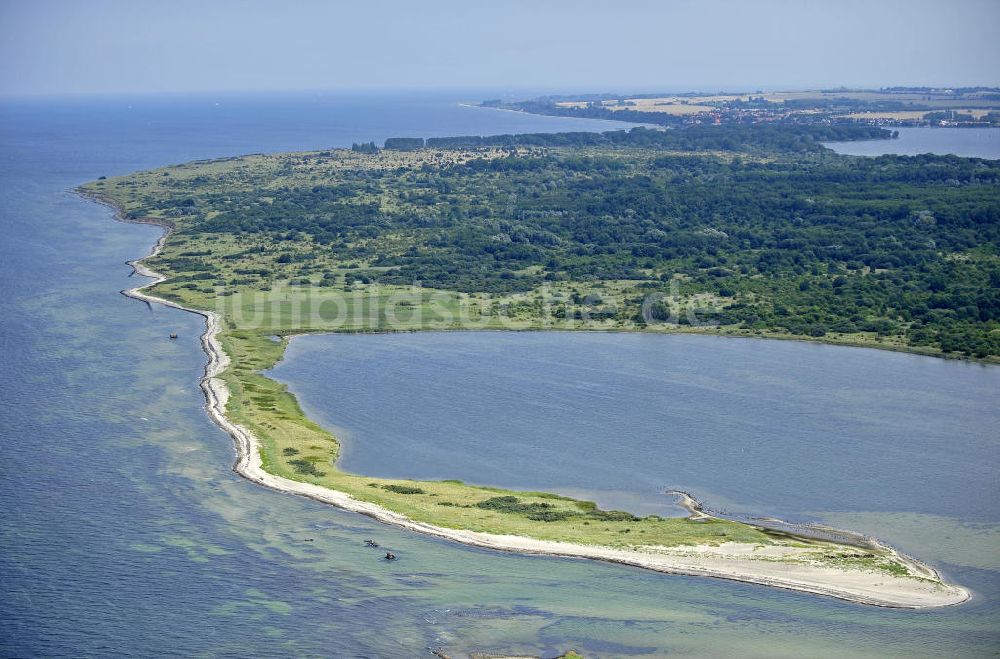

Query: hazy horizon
[[2, 0, 999, 97]]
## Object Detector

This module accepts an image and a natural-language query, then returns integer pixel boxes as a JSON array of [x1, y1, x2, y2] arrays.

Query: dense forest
[[385, 125, 892, 152], [113, 126, 1000, 358]]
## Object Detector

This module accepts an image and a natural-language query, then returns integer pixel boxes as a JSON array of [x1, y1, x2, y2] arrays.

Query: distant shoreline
[[482, 88, 1000, 131]]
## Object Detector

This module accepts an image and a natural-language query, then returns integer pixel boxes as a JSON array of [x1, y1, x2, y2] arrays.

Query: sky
[[1, 0, 999, 96]]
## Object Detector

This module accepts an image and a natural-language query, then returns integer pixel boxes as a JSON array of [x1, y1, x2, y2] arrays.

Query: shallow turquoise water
[[2, 91, 999, 657]]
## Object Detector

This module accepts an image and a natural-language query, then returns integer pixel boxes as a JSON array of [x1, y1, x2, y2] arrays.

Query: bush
[[382, 484, 426, 495], [475, 496, 578, 522], [526, 510, 576, 522], [587, 510, 640, 522], [288, 458, 325, 477]]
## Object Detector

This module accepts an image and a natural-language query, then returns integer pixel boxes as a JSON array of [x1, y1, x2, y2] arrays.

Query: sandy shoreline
[[81, 189, 970, 609]]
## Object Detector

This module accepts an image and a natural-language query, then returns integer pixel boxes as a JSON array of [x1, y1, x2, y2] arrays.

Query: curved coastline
[[80, 189, 970, 609]]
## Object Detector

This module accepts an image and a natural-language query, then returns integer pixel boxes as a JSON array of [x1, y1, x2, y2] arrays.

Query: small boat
[[303, 538, 314, 542], [385, 551, 396, 561], [364, 539, 380, 548], [169, 333, 178, 339]]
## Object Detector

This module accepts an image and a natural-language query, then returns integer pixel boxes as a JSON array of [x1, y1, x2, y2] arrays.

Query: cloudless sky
[[2, 0, 998, 96]]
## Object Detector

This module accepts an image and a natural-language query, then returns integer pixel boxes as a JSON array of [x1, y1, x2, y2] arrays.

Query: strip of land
[[78, 195, 968, 609], [76, 126, 993, 608]]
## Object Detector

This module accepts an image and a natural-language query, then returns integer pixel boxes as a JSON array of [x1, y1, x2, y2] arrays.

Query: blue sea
[[2, 91, 999, 657]]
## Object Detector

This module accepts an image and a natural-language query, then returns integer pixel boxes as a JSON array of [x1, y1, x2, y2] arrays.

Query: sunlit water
[[825, 126, 1000, 158], [2, 91, 998, 657]]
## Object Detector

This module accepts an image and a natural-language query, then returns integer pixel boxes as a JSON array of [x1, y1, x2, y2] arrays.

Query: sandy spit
[[83, 191, 970, 609]]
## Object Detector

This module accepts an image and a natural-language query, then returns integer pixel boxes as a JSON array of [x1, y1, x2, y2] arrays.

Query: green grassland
[[77, 129, 998, 566]]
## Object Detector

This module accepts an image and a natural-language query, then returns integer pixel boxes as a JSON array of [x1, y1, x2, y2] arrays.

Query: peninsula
[[80, 124, 994, 608]]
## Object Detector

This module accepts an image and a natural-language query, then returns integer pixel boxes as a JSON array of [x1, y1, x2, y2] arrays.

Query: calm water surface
[[825, 126, 1000, 158], [271, 332, 1000, 523], [2, 92, 999, 657]]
